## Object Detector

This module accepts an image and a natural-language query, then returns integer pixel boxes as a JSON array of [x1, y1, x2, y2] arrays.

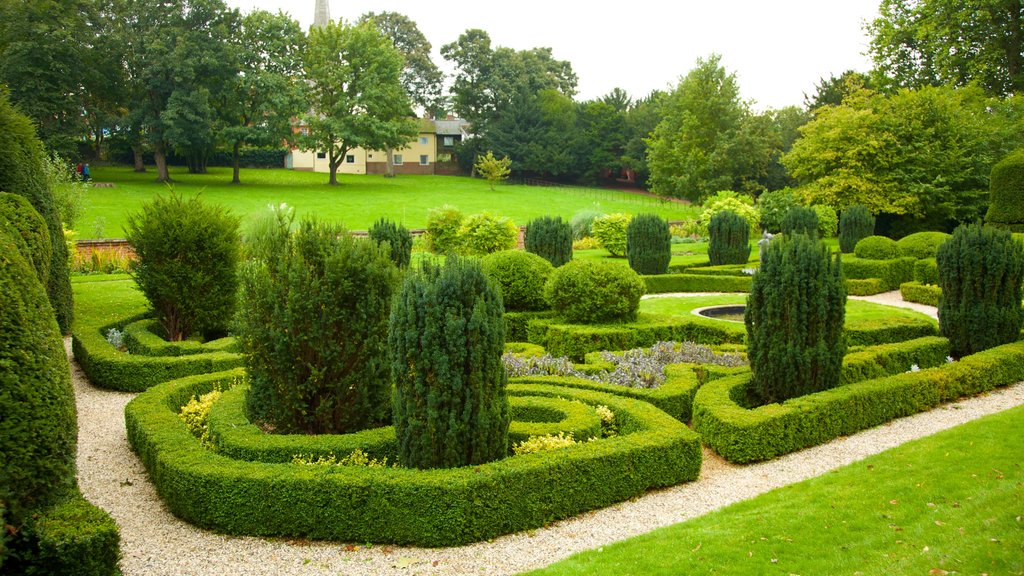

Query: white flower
[[946, 356, 955, 363], [909, 364, 921, 372]]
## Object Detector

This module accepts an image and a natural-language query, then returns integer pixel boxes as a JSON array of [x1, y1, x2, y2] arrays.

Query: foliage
[[390, 257, 509, 469], [570, 209, 605, 240], [524, 216, 573, 267], [843, 255, 917, 291], [591, 213, 632, 257], [236, 211, 400, 434], [125, 192, 240, 341], [746, 234, 846, 405], [425, 205, 464, 254], [512, 432, 576, 455], [853, 235, 900, 260], [895, 231, 951, 259], [0, 192, 52, 285], [358, 11, 444, 116], [811, 205, 838, 238], [756, 188, 799, 233], [707, 210, 751, 265], [985, 149, 1024, 228], [626, 213, 671, 275], [480, 250, 554, 311], [14, 488, 121, 576], [545, 260, 645, 324], [900, 281, 942, 306], [291, 449, 392, 469], [42, 153, 88, 230], [838, 204, 875, 253], [474, 150, 512, 190], [937, 222, 1024, 357], [696, 190, 759, 237], [458, 212, 518, 255], [368, 217, 413, 269], [914, 258, 939, 285], [179, 389, 222, 450], [804, 70, 875, 110], [780, 206, 819, 237]]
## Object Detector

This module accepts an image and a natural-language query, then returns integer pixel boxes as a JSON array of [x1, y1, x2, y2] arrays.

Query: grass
[[79, 165, 698, 239], [71, 275, 147, 331], [522, 403, 1024, 576]]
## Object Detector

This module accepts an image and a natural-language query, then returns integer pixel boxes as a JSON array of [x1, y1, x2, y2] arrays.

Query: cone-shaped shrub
[[524, 215, 573, 267], [390, 257, 509, 469], [781, 206, 819, 237], [937, 222, 1024, 358], [368, 217, 413, 269], [746, 233, 846, 405], [839, 204, 875, 253], [708, 210, 750, 265], [626, 213, 671, 274], [985, 149, 1024, 230], [237, 209, 401, 434]]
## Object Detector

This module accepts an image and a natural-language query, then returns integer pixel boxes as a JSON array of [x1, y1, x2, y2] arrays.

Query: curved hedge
[[895, 231, 950, 259], [0, 192, 51, 285], [123, 319, 239, 357], [125, 371, 701, 546]]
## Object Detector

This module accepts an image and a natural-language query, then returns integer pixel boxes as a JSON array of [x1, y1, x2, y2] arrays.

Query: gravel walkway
[[72, 294, 1019, 576]]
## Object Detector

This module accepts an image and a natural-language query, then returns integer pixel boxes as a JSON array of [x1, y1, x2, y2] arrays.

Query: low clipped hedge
[[845, 278, 889, 296], [693, 337, 1024, 464], [19, 490, 121, 576], [504, 310, 557, 342], [682, 264, 754, 277], [900, 281, 942, 307], [125, 371, 701, 546], [914, 258, 938, 285], [123, 319, 239, 356], [643, 273, 752, 294], [842, 256, 916, 291]]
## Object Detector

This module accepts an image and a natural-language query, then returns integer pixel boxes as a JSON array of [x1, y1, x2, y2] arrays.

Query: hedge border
[[23, 490, 121, 576], [123, 318, 238, 357], [845, 277, 889, 296], [643, 274, 752, 294], [900, 281, 941, 307], [692, 338, 1023, 464], [842, 256, 916, 291], [125, 371, 701, 546]]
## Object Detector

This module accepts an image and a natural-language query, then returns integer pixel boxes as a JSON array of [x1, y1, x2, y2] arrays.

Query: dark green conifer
[[838, 205, 875, 253], [708, 210, 750, 265], [625, 213, 671, 275], [368, 217, 413, 269], [524, 215, 573, 267]]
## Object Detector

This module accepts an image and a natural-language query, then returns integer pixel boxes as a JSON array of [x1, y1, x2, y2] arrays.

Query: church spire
[[313, 0, 331, 28]]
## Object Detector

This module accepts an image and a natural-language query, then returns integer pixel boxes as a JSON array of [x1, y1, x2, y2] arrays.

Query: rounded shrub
[[745, 233, 846, 405], [781, 206, 819, 237], [0, 192, 51, 285], [985, 149, 1024, 230], [390, 257, 509, 469], [755, 189, 799, 234], [125, 192, 240, 341], [237, 210, 401, 434], [480, 250, 554, 311], [570, 209, 604, 240], [425, 204, 463, 254], [839, 205, 875, 253], [545, 259, 645, 324], [708, 209, 751, 265], [853, 235, 900, 260], [591, 213, 631, 257], [895, 231, 951, 259], [368, 217, 412, 269], [524, 215, 573, 267], [811, 205, 838, 238], [626, 213, 671, 275], [458, 212, 518, 255], [937, 222, 1024, 358], [697, 191, 759, 237]]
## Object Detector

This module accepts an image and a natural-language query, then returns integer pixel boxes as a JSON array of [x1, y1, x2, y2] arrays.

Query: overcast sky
[[224, 0, 881, 111]]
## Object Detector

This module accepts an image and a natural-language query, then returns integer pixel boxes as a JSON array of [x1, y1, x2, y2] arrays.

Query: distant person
[[82, 163, 90, 182], [76, 163, 83, 181]]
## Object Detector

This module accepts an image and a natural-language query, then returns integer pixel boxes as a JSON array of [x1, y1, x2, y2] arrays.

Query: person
[[82, 163, 90, 182], [76, 163, 83, 181]]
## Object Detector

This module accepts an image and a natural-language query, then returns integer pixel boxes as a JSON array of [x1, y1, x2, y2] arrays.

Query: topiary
[[853, 235, 900, 260], [591, 213, 631, 257], [368, 217, 412, 269], [524, 215, 573, 267], [745, 233, 846, 405], [914, 258, 938, 285], [390, 257, 509, 469], [708, 209, 751, 265], [811, 205, 838, 238], [839, 205, 875, 253], [781, 206, 819, 237], [0, 192, 51, 285], [237, 210, 401, 435], [937, 222, 1024, 358], [755, 189, 799, 234], [895, 231, 951, 259], [125, 191, 240, 341], [480, 250, 554, 311], [570, 209, 604, 240], [425, 204, 464, 254], [544, 259, 646, 324], [985, 149, 1024, 230], [626, 213, 671, 275], [458, 212, 518, 255]]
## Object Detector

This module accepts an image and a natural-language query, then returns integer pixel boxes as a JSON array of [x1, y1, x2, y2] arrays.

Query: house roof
[[433, 119, 469, 135]]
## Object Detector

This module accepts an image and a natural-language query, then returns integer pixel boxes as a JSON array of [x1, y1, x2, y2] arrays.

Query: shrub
[[985, 149, 1024, 229], [707, 210, 751, 266], [780, 206, 819, 237], [626, 213, 671, 275], [914, 258, 938, 285], [524, 215, 573, 267], [591, 213, 631, 256], [125, 192, 239, 341], [570, 208, 604, 240], [390, 257, 509, 469], [697, 190, 759, 237], [900, 281, 941, 307], [512, 432, 576, 455], [811, 205, 838, 238], [458, 212, 518, 255], [746, 233, 846, 404], [853, 235, 899, 259], [0, 192, 51, 284], [480, 250, 554, 312], [545, 259, 645, 324], [425, 205, 463, 254], [842, 255, 916, 291], [895, 231, 951, 259], [368, 217, 412, 269], [755, 189, 799, 233], [839, 205, 875, 253], [937, 222, 1024, 358], [236, 211, 400, 434], [43, 152, 88, 230]]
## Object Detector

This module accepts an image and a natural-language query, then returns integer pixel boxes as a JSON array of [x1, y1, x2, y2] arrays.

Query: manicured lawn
[[71, 275, 147, 330], [80, 166, 697, 239], [522, 403, 1024, 576]]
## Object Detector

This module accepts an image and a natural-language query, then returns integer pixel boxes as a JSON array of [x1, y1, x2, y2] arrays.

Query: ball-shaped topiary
[[626, 213, 671, 275], [0, 192, 51, 285], [985, 149, 1024, 230], [853, 235, 900, 260], [746, 233, 846, 405], [839, 205, 875, 253], [390, 257, 509, 469], [524, 215, 573, 267], [480, 250, 554, 311], [545, 259, 646, 324], [781, 206, 819, 237], [591, 213, 631, 257], [895, 231, 951, 259], [708, 209, 751, 265], [368, 217, 413, 269], [937, 222, 1024, 358]]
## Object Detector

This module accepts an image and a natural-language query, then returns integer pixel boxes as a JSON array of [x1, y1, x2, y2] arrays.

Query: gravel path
[[72, 294, 1017, 576]]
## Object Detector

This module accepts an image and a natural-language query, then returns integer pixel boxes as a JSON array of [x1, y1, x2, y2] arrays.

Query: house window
[[346, 154, 355, 163], [443, 136, 455, 147], [419, 155, 429, 165], [316, 152, 326, 159], [393, 154, 403, 165], [419, 136, 429, 145], [300, 127, 310, 136]]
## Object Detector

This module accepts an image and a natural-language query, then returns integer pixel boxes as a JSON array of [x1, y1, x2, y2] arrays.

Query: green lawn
[[523, 403, 1024, 576], [79, 166, 697, 239]]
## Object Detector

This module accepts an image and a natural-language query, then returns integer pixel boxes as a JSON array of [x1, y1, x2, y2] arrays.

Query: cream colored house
[[288, 119, 457, 175]]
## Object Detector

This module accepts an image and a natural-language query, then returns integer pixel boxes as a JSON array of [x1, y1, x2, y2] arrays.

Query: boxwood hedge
[[900, 281, 942, 307], [643, 273, 752, 294], [842, 256, 916, 291]]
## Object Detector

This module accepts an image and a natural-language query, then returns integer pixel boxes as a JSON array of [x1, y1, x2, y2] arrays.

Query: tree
[[298, 20, 417, 186], [475, 151, 511, 190], [804, 70, 874, 111], [621, 90, 666, 188]]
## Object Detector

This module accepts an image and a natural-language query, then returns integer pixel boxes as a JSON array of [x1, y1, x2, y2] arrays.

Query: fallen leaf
[[343, 544, 359, 552], [771, 558, 778, 564], [748, 551, 753, 557], [934, 520, 945, 526], [393, 557, 422, 569], [692, 543, 702, 552], [890, 500, 899, 505], [928, 570, 948, 575], [927, 502, 936, 508]]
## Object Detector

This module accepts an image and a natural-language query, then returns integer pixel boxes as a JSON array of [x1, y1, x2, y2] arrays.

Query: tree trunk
[[132, 145, 146, 172], [385, 146, 395, 178], [232, 141, 241, 184], [328, 149, 340, 185], [154, 143, 170, 183]]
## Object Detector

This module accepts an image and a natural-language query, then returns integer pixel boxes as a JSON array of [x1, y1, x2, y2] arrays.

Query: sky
[[224, 0, 882, 111]]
